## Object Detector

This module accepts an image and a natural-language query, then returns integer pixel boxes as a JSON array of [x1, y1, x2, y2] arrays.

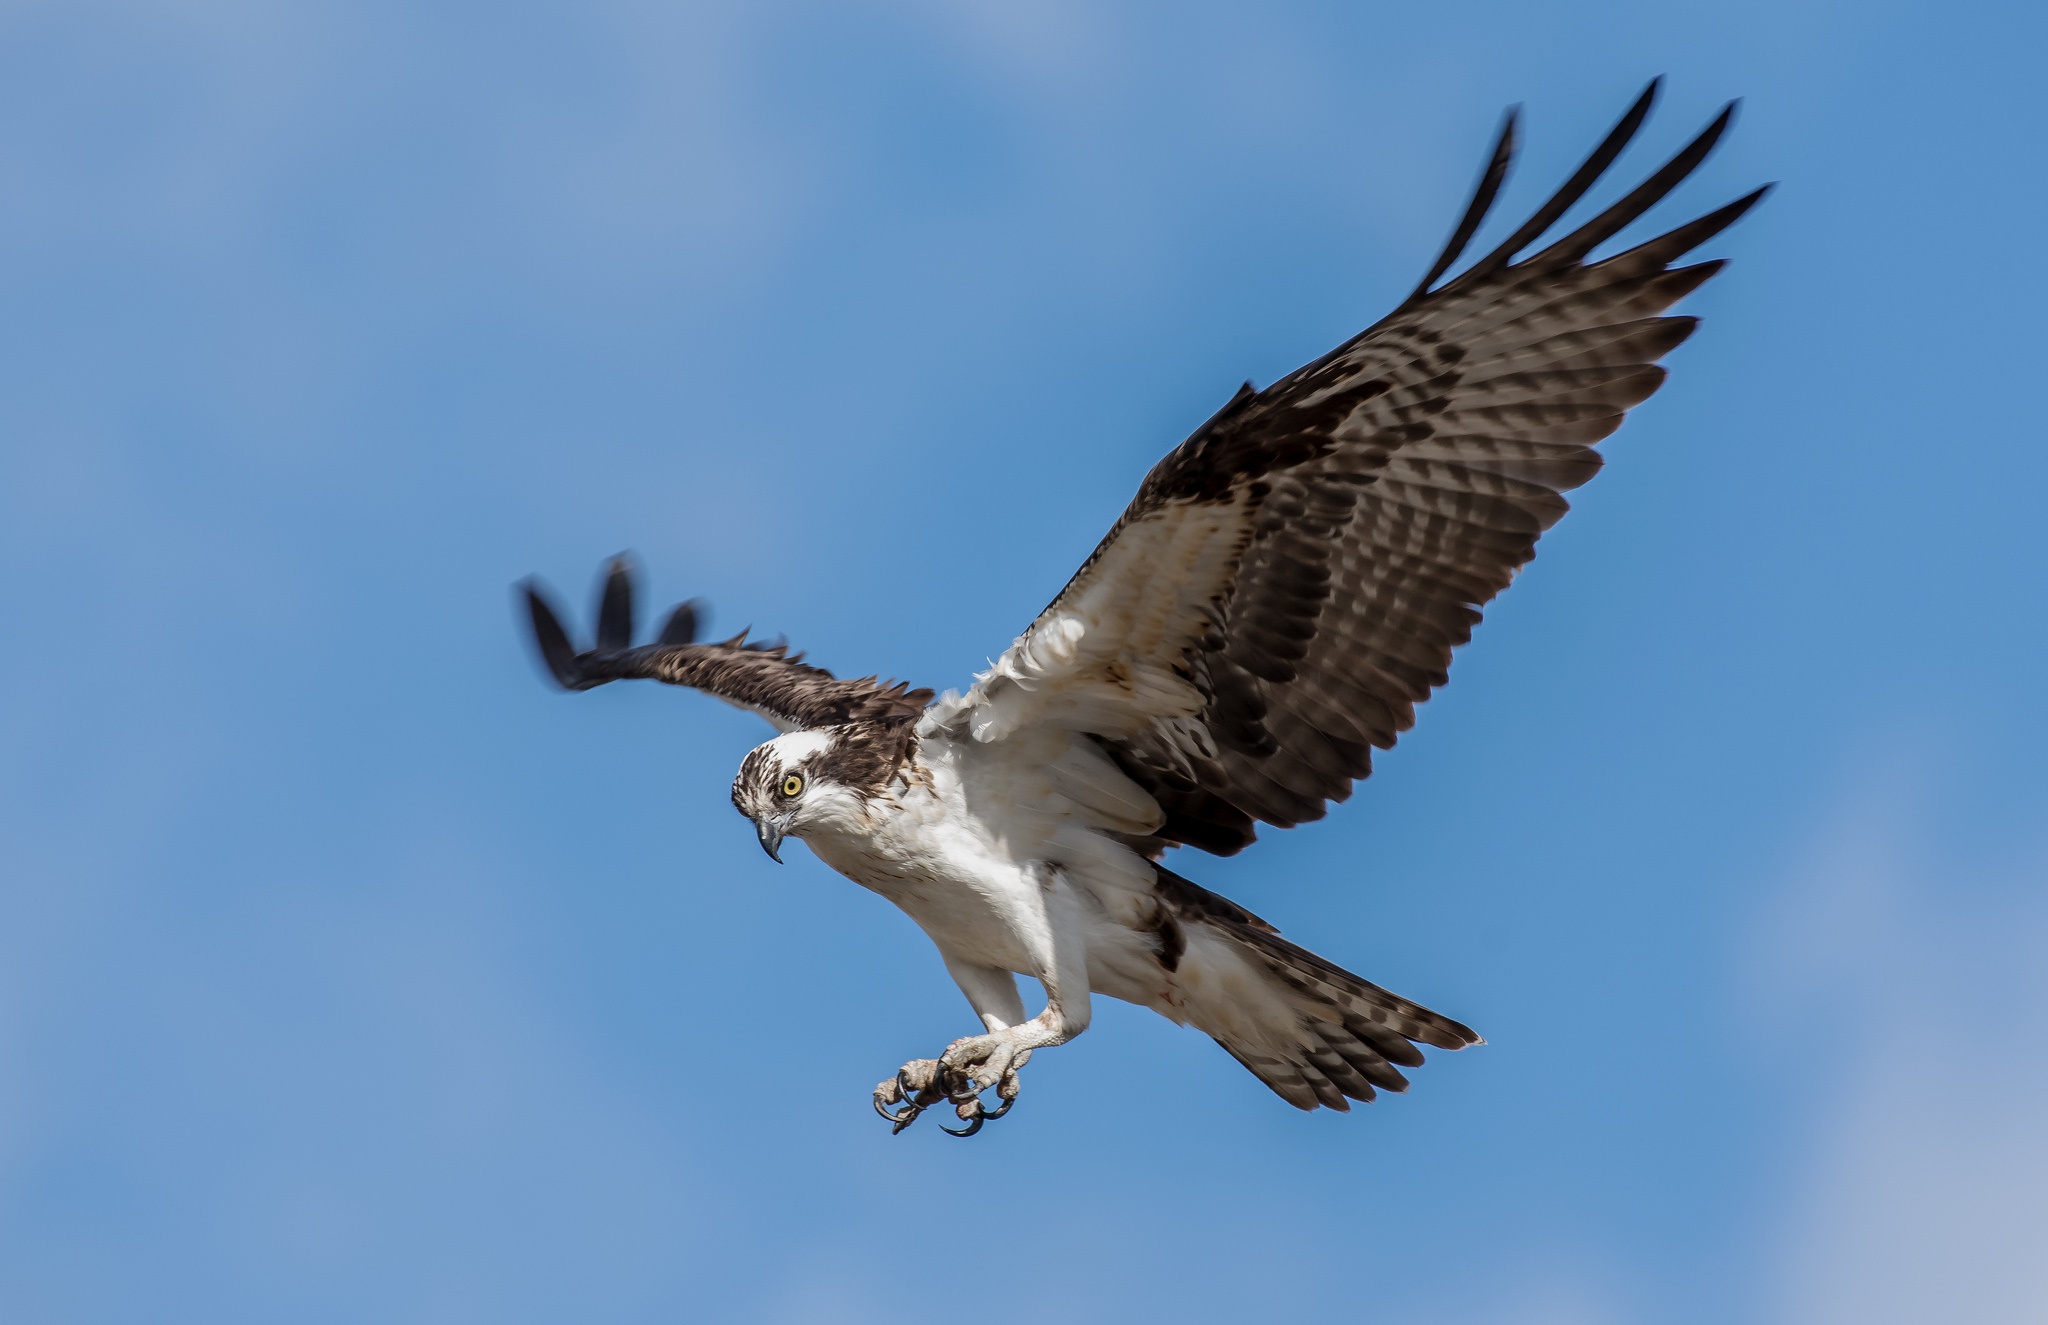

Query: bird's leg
[[933, 956, 1035, 1134], [943, 866, 1092, 1090], [877, 867, 1093, 1137], [873, 957, 1024, 1133]]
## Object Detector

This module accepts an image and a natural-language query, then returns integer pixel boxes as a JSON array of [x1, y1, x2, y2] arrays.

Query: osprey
[[523, 82, 1764, 1136]]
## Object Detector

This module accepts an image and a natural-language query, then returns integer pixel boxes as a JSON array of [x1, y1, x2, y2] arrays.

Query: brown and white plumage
[[947, 80, 1767, 852], [523, 82, 1764, 1130], [525, 565, 931, 731]]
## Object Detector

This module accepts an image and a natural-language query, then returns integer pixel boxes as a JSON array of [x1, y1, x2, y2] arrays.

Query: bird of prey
[[522, 82, 1764, 1136]]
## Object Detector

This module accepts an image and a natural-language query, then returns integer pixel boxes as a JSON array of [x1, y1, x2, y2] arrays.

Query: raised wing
[[935, 81, 1766, 855], [523, 557, 932, 732]]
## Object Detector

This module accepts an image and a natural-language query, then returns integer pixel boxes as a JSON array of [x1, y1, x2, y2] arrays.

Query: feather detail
[[947, 88, 1765, 854]]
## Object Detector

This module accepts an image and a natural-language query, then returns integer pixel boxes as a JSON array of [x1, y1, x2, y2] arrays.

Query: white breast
[[798, 729, 1162, 979]]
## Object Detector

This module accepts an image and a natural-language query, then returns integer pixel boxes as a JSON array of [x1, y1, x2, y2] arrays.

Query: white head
[[730, 723, 912, 861]]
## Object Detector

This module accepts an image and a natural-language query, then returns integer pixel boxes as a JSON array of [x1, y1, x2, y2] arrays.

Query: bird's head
[[731, 727, 890, 862]]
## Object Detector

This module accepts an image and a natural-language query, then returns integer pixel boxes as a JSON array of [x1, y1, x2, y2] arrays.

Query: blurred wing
[[942, 82, 1766, 855], [523, 558, 932, 732]]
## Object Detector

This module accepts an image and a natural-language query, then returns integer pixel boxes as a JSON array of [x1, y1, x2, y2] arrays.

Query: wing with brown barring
[[1040, 81, 1768, 853], [520, 555, 932, 732]]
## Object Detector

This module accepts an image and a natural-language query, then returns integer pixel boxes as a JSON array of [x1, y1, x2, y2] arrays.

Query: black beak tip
[[756, 821, 784, 864]]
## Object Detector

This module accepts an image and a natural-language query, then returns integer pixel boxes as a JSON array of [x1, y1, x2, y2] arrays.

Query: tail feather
[[1158, 867, 1480, 1112], [1213, 1040, 1331, 1112], [1251, 924, 1481, 1050], [1310, 1019, 1413, 1092]]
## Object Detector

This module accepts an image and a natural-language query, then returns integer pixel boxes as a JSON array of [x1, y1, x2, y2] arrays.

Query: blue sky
[[1, 2, 2044, 1321]]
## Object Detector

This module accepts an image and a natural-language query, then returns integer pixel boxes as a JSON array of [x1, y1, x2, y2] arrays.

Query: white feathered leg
[[942, 955, 1028, 1032], [942, 864, 1092, 1077], [876, 864, 1093, 1136]]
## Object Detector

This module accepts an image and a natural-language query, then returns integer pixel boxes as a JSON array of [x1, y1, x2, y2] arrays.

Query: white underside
[[797, 725, 1306, 1060]]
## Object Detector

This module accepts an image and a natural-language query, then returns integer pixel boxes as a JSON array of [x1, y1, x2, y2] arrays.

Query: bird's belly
[[802, 824, 1179, 1012], [801, 829, 1037, 972]]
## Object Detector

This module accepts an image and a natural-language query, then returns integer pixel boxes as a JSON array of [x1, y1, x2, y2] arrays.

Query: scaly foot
[[872, 1041, 1029, 1137]]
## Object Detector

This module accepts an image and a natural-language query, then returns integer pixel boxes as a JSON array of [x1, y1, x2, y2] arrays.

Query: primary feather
[[939, 86, 1766, 853]]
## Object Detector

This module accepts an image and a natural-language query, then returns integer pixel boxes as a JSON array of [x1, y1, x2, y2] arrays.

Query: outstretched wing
[[937, 81, 1767, 855], [523, 557, 932, 732]]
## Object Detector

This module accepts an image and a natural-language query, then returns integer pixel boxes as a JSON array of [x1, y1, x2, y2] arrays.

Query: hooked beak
[[755, 817, 785, 864]]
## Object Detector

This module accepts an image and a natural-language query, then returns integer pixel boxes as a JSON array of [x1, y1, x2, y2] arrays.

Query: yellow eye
[[780, 774, 804, 798]]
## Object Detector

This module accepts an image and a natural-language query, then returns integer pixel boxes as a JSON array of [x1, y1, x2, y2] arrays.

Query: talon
[[900, 1067, 942, 1107], [897, 1062, 948, 1104], [879, 1051, 1022, 1136], [981, 1070, 1022, 1120], [873, 1092, 920, 1127], [939, 1099, 984, 1137], [873, 1073, 927, 1131]]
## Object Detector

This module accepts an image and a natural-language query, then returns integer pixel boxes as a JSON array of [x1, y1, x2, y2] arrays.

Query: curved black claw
[[976, 1068, 1023, 1122], [876, 1067, 944, 1135], [899, 1067, 936, 1105], [873, 1091, 921, 1129], [937, 1076, 984, 1138], [878, 1061, 1019, 1137], [936, 1069, 1021, 1136]]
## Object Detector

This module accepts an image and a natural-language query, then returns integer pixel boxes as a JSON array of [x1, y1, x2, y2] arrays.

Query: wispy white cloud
[[1440, 1267, 1626, 1325], [1754, 759, 2048, 1325]]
